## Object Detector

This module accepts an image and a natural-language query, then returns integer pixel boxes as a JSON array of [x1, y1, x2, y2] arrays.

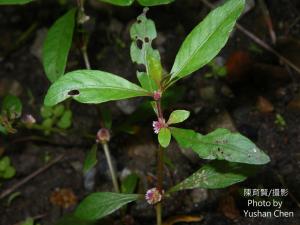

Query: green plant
[[0, 156, 16, 180], [43, 0, 270, 223]]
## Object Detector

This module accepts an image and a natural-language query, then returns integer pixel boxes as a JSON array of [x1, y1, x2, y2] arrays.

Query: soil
[[1, 0, 300, 225]]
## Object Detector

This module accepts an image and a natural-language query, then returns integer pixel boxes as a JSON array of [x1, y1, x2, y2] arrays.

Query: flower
[[153, 91, 162, 101], [145, 187, 163, 205], [152, 118, 166, 134], [21, 114, 36, 126], [96, 128, 110, 143]]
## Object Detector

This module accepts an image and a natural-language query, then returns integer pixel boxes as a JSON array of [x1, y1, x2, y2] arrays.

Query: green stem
[[155, 100, 164, 225], [102, 142, 120, 193]]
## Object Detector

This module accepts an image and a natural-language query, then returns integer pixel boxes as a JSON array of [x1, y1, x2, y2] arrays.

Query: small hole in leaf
[[68, 90, 80, 96], [136, 39, 143, 49], [137, 64, 146, 72], [137, 19, 142, 24], [144, 37, 150, 43]]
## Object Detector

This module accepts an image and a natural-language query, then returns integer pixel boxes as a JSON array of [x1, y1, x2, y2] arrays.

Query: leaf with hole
[[44, 70, 150, 106], [158, 127, 171, 148], [42, 8, 76, 82], [168, 161, 259, 192], [75, 192, 140, 220], [171, 127, 270, 165], [167, 110, 190, 125], [170, 0, 245, 80], [83, 144, 98, 174], [130, 9, 161, 90]]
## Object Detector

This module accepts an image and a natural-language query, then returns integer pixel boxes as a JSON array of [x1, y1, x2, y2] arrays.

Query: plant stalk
[[155, 100, 164, 225], [102, 142, 120, 193]]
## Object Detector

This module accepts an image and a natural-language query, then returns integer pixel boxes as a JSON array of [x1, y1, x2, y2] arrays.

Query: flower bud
[[21, 114, 36, 127], [145, 187, 163, 205], [96, 128, 110, 143], [153, 91, 162, 101]]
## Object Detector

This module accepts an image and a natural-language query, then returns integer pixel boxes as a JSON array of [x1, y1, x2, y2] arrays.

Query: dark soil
[[1, 0, 300, 225]]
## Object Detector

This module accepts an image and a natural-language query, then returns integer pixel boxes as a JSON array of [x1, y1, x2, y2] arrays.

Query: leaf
[[170, 128, 270, 165], [130, 9, 161, 90], [44, 70, 150, 106], [53, 104, 65, 117], [100, 107, 112, 129], [1, 95, 22, 119], [158, 127, 171, 148], [137, 0, 175, 6], [2, 166, 16, 179], [20, 218, 34, 225], [170, 0, 245, 80], [83, 144, 98, 174], [121, 173, 139, 194], [55, 214, 95, 225], [0, 156, 10, 171], [167, 110, 190, 125], [42, 8, 76, 82], [40, 105, 53, 118], [137, 71, 158, 92], [0, 0, 33, 5], [168, 161, 259, 192], [57, 109, 72, 129], [98, 0, 134, 6], [0, 124, 7, 135], [75, 192, 140, 220]]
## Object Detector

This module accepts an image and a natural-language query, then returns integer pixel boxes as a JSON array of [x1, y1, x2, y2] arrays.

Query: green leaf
[[158, 127, 171, 148], [44, 70, 149, 106], [75, 192, 140, 220], [170, 0, 245, 80], [42, 8, 76, 82], [83, 144, 98, 174], [137, 0, 175, 6], [55, 214, 95, 225], [57, 109, 72, 129], [171, 128, 270, 165], [0, 156, 10, 171], [2, 166, 16, 179], [40, 105, 53, 118], [137, 71, 158, 92], [168, 161, 258, 192], [20, 218, 34, 225], [121, 173, 139, 194], [97, 0, 134, 6], [0, 124, 7, 135], [100, 107, 112, 129], [167, 110, 190, 125], [53, 104, 65, 117], [0, 0, 33, 5], [1, 95, 22, 119], [130, 9, 161, 90]]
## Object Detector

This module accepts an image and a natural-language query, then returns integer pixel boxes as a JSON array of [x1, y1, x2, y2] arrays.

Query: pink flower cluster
[[145, 187, 163, 205], [152, 118, 166, 134]]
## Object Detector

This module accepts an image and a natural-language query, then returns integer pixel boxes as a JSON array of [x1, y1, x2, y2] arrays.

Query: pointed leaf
[[137, 0, 175, 6], [83, 144, 98, 174], [97, 0, 134, 6], [0, 0, 33, 4], [137, 71, 158, 92], [167, 110, 190, 124], [158, 127, 171, 148], [42, 9, 76, 82], [44, 70, 150, 106], [168, 161, 259, 192], [57, 109, 72, 129], [171, 0, 245, 80], [75, 192, 140, 220], [171, 127, 270, 165]]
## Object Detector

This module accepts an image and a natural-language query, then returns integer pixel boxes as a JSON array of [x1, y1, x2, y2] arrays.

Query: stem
[[102, 142, 120, 193], [155, 100, 164, 225], [82, 46, 91, 70], [156, 202, 162, 225]]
